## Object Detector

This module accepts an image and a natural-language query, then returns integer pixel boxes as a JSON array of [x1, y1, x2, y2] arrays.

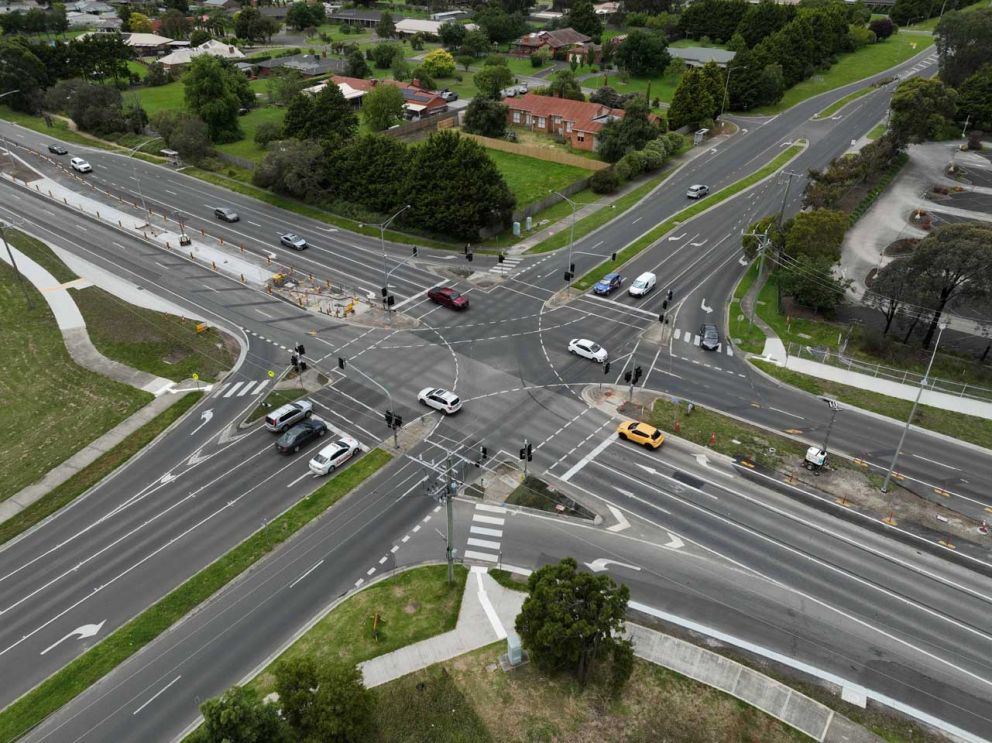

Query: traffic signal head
[[667, 289, 673, 301], [564, 271, 572, 282], [624, 370, 632, 383], [381, 286, 388, 298], [384, 410, 394, 426], [466, 252, 473, 262], [387, 294, 395, 306], [611, 252, 617, 261], [570, 263, 575, 274], [603, 361, 610, 374], [412, 246, 418, 257], [338, 357, 346, 370], [662, 299, 668, 310], [296, 344, 306, 356], [498, 253, 504, 263], [519, 447, 526, 460], [393, 415, 402, 428], [659, 313, 665, 324], [526, 443, 533, 461], [634, 365, 643, 383], [291, 353, 299, 370], [481, 445, 488, 460]]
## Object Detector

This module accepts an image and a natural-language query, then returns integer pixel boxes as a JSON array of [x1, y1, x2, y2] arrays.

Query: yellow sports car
[[617, 420, 665, 449]]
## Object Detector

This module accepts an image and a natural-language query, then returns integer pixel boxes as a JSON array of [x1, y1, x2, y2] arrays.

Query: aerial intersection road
[[2, 42, 991, 742]]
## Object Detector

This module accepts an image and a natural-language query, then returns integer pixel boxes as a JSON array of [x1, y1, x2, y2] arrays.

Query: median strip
[[572, 142, 807, 292], [0, 449, 392, 743]]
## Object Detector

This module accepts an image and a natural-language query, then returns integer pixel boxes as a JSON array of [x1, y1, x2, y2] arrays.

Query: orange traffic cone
[[708, 432, 716, 447]]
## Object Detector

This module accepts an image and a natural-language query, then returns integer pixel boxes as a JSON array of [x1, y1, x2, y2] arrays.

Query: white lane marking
[[463, 550, 499, 562], [473, 566, 507, 639], [470, 526, 503, 538], [133, 676, 181, 715], [223, 381, 244, 398], [768, 407, 804, 420], [472, 514, 505, 526], [252, 379, 270, 395], [475, 504, 507, 514], [165, 189, 177, 196], [912, 454, 959, 470], [237, 381, 256, 396], [674, 329, 682, 341], [560, 432, 614, 482], [289, 560, 324, 588], [607, 505, 631, 532], [257, 308, 273, 319], [467, 537, 501, 550], [247, 220, 262, 226], [286, 472, 312, 488]]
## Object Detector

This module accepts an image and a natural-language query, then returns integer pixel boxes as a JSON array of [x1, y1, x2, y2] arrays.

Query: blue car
[[593, 273, 623, 295]]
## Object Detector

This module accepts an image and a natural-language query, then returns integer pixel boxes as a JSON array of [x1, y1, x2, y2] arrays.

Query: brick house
[[304, 76, 448, 119], [505, 93, 625, 151], [510, 27, 591, 58]]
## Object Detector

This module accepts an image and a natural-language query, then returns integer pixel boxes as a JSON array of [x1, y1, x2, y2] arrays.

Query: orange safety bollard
[[708, 432, 716, 447], [219, 236, 223, 245]]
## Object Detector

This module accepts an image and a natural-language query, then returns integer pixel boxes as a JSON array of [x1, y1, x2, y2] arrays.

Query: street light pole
[[377, 204, 411, 310], [0, 219, 34, 309], [820, 397, 840, 454], [719, 66, 746, 120], [552, 190, 577, 293], [128, 137, 161, 216], [778, 170, 802, 226], [881, 321, 949, 494]]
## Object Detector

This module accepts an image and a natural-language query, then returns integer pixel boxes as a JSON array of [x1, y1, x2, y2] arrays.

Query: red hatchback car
[[427, 286, 469, 310]]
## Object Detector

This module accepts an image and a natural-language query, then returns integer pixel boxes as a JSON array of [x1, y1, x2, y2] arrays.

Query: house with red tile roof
[[304, 76, 448, 119], [505, 93, 626, 151], [510, 27, 591, 58]]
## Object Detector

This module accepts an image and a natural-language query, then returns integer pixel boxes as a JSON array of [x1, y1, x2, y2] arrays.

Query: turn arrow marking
[[694, 454, 710, 469], [664, 533, 684, 550], [190, 409, 213, 436], [40, 620, 106, 655], [585, 559, 641, 573], [701, 298, 713, 313]]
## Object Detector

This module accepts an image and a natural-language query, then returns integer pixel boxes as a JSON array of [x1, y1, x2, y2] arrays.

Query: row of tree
[[0, 3, 68, 36]]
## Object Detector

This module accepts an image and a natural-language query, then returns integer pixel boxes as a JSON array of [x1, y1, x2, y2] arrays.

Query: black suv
[[48, 144, 68, 155], [699, 323, 721, 351], [275, 419, 328, 453]]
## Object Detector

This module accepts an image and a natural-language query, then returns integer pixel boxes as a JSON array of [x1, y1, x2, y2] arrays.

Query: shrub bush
[[590, 168, 621, 194]]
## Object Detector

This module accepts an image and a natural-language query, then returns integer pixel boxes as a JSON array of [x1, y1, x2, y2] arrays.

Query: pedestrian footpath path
[[462, 503, 508, 564], [738, 271, 787, 364]]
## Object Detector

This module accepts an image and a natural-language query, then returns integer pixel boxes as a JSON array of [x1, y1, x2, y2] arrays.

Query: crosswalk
[[490, 255, 522, 276], [210, 379, 271, 398], [463, 503, 507, 563], [672, 328, 734, 356], [900, 54, 938, 79]]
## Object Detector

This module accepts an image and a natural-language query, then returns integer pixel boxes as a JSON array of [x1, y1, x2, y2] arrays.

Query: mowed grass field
[[749, 33, 933, 115], [582, 68, 683, 105], [0, 233, 151, 503], [484, 149, 589, 206]]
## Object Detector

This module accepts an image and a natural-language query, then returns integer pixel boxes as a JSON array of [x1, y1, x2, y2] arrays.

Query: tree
[[784, 208, 849, 262], [421, 48, 455, 78], [545, 69, 584, 101], [404, 130, 515, 239], [958, 64, 992, 131], [346, 50, 371, 78], [778, 254, 852, 313], [589, 86, 626, 108], [596, 95, 660, 163], [376, 10, 395, 39], [567, 0, 603, 41], [128, 12, 152, 33], [726, 47, 783, 110], [161, 9, 191, 39], [266, 68, 305, 106], [371, 42, 402, 69], [287, 1, 320, 32], [516, 557, 632, 687], [936, 7, 992, 86], [474, 62, 514, 99], [742, 214, 785, 261], [165, 0, 189, 12], [282, 92, 313, 140], [362, 83, 405, 131], [327, 134, 410, 212], [737, 0, 795, 48], [679, 0, 749, 43], [869, 16, 896, 40], [183, 55, 246, 142], [191, 686, 287, 743], [461, 28, 492, 57], [235, 7, 277, 43], [464, 96, 508, 137], [0, 39, 46, 113], [45, 79, 127, 135], [867, 256, 919, 335], [308, 83, 358, 143], [667, 67, 715, 130], [145, 61, 172, 86], [274, 658, 374, 743], [439, 21, 466, 48], [254, 138, 325, 199], [475, 8, 528, 44], [189, 29, 211, 47], [612, 29, 670, 78], [254, 120, 283, 147], [905, 223, 992, 348], [890, 77, 957, 144]]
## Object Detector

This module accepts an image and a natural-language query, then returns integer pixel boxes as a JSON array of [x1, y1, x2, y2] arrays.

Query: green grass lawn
[[727, 262, 767, 354], [907, 0, 989, 30], [501, 54, 549, 77], [251, 564, 468, 697], [867, 122, 887, 140], [749, 34, 933, 115], [582, 68, 683, 104], [133, 81, 187, 116], [216, 106, 286, 162], [484, 148, 589, 207], [0, 231, 152, 504], [814, 86, 874, 118], [127, 60, 148, 79]]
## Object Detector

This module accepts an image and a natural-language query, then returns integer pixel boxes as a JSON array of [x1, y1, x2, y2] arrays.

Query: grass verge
[[506, 475, 594, 518], [727, 261, 767, 355], [0, 107, 165, 159], [0, 392, 201, 547], [0, 449, 392, 743], [488, 568, 528, 592], [250, 564, 468, 696], [10, 231, 236, 382], [572, 142, 805, 291], [246, 387, 305, 423], [751, 360, 992, 450], [372, 643, 808, 743], [813, 86, 873, 119], [867, 122, 886, 140], [483, 149, 590, 208]]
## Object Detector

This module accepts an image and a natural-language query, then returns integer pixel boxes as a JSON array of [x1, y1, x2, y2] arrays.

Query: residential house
[[259, 5, 288, 21], [669, 46, 736, 67], [157, 39, 245, 71], [78, 31, 175, 55], [305, 76, 448, 119], [430, 9, 468, 22], [66, 12, 122, 29], [70, 0, 115, 14], [510, 27, 591, 58], [256, 53, 348, 77], [328, 8, 386, 28], [505, 93, 630, 152], [593, 1, 620, 15], [200, 0, 240, 11]]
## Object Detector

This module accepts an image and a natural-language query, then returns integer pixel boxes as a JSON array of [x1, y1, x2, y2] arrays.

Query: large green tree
[[567, 0, 603, 41], [596, 95, 660, 163], [283, 84, 357, 144], [958, 64, 992, 131], [0, 39, 46, 113], [784, 208, 849, 262], [936, 8, 992, 86], [778, 254, 852, 313], [725, 47, 783, 110], [439, 21, 466, 48], [679, 0, 749, 42], [274, 658, 374, 743], [475, 7, 528, 44], [736, 0, 795, 47], [545, 69, 584, 101], [183, 55, 249, 142], [612, 29, 670, 78], [361, 83, 405, 131], [235, 7, 278, 43], [464, 96, 508, 137], [191, 686, 288, 743], [890, 77, 957, 144], [667, 67, 716, 130], [254, 138, 325, 200], [515, 557, 633, 688], [403, 130, 515, 239], [474, 62, 514, 99], [286, 1, 324, 32], [327, 134, 410, 212]]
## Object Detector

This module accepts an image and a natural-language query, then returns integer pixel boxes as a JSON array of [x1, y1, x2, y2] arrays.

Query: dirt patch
[[882, 237, 920, 256], [162, 349, 190, 365], [403, 601, 420, 615]]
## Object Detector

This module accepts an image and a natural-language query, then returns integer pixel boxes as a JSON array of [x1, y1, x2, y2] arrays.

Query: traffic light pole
[[445, 453, 455, 586], [337, 356, 399, 448]]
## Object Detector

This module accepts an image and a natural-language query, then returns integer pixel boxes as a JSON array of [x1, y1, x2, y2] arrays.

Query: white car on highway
[[308, 435, 361, 475], [418, 387, 462, 414], [70, 157, 92, 173], [628, 272, 656, 297], [568, 338, 608, 363]]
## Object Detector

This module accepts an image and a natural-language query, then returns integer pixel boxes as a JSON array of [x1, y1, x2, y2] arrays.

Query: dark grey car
[[214, 207, 239, 222], [700, 323, 720, 351]]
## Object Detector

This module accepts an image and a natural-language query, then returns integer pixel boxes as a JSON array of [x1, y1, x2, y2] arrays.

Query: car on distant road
[[427, 286, 469, 310], [275, 418, 328, 453], [309, 435, 361, 475], [70, 157, 91, 173], [265, 399, 314, 432], [501, 87, 518, 98], [418, 387, 462, 414], [48, 144, 68, 155], [439, 89, 458, 101], [628, 272, 656, 297], [686, 184, 710, 199], [593, 272, 623, 296], [568, 338, 608, 363], [214, 207, 239, 222], [699, 323, 721, 351], [617, 420, 665, 449], [279, 232, 308, 250], [516, 82, 529, 94]]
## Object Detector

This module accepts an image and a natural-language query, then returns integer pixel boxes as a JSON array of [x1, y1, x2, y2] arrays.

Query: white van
[[628, 272, 656, 297]]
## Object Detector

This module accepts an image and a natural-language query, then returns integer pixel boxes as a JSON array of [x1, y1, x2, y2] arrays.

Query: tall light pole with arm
[[376, 204, 411, 310], [552, 190, 578, 293], [719, 66, 746, 120], [127, 137, 162, 215]]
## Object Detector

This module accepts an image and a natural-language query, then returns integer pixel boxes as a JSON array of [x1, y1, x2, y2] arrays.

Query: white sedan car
[[418, 387, 462, 414], [308, 435, 360, 476], [70, 157, 92, 173], [568, 338, 608, 363]]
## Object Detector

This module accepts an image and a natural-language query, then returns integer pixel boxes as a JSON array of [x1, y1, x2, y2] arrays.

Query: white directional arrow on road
[[694, 453, 711, 469], [738, 255, 749, 266], [585, 559, 641, 573], [701, 298, 713, 313], [159, 472, 177, 485], [741, 128, 749, 134], [667, 233, 687, 241], [664, 533, 684, 550], [190, 409, 213, 437], [40, 620, 106, 655], [606, 503, 631, 532], [264, 250, 277, 260]]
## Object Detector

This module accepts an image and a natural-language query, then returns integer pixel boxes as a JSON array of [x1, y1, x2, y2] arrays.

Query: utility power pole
[[444, 453, 455, 586], [778, 170, 803, 226], [0, 219, 33, 310]]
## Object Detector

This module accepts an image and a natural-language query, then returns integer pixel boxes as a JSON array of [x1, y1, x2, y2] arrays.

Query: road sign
[[192, 372, 199, 381], [267, 370, 275, 378]]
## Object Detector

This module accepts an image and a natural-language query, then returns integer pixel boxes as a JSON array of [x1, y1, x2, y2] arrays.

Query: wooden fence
[[462, 133, 609, 171]]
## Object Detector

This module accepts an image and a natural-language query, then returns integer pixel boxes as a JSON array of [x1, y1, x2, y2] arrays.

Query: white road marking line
[[366, 567, 376, 576], [769, 407, 804, 420], [401, 535, 410, 543], [472, 514, 505, 526], [911, 454, 959, 470], [289, 560, 324, 588], [674, 329, 682, 341], [693, 335, 700, 345], [463, 550, 499, 563], [412, 524, 421, 532], [252, 379, 269, 395], [223, 382, 244, 398], [237, 381, 256, 396], [257, 308, 273, 319], [470, 525, 502, 538], [467, 537, 502, 550], [133, 676, 181, 715], [475, 504, 507, 514], [165, 189, 177, 196], [286, 472, 311, 488], [247, 220, 262, 226], [560, 433, 614, 482], [378, 556, 388, 564], [607, 505, 631, 532], [354, 578, 364, 588], [390, 545, 399, 553]]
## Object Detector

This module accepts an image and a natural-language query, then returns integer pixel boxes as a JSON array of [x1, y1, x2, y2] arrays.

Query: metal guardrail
[[788, 343, 992, 403]]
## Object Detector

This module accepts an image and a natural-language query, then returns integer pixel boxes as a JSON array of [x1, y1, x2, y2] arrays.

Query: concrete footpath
[[359, 565, 882, 742]]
